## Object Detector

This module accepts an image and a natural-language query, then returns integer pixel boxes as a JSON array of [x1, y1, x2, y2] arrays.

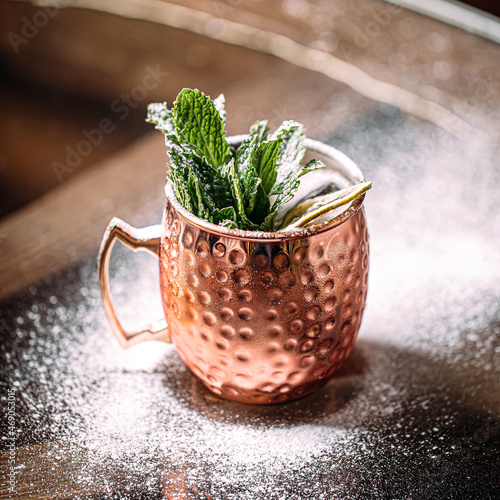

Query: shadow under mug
[[98, 137, 369, 405]]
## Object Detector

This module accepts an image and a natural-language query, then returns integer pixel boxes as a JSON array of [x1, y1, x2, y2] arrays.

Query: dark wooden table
[[1, 1, 499, 498]]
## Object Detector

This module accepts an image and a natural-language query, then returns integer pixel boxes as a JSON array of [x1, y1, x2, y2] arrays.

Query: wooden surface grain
[[0, 71, 149, 217], [1, 0, 499, 136], [0, 441, 164, 499], [0, 133, 167, 300], [0, 65, 375, 300], [0, 3, 499, 498], [1, 0, 500, 298], [0, 0, 499, 293], [2, 0, 498, 220]]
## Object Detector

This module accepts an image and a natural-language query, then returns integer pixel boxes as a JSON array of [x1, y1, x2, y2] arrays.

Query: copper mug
[[98, 137, 369, 405]]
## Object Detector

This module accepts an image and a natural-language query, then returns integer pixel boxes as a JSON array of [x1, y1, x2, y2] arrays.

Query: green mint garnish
[[146, 88, 324, 231]]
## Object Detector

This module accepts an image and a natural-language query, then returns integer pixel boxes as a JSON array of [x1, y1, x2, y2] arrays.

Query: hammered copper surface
[[159, 202, 369, 404], [98, 137, 369, 404]]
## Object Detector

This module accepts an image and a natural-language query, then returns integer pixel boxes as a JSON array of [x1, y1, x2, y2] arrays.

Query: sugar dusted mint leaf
[[258, 158, 325, 231], [249, 120, 270, 143], [222, 158, 259, 231], [170, 143, 234, 220], [274, 122, 306, 188], [146, 88, 359, 232], [222, 158, 244, 218], [250, 139, 280, 195], [258, 178, 298, 232], [146, 102, 175, 135], [301, 159, 325, 175], [190, 173, 210, 220], [250, 120, 300, 197], [213, 93, 226, 124], [168, 168, 194, 213], [233, 135, 270, 224], [212, 207, 238, 228], [235, 137, 260, 206], [271, 120, 300, 142], [234, 135, 256, 172], [173, 88, 229, 169], [218, 218, 239, 229], [146, 102, 180, 151]]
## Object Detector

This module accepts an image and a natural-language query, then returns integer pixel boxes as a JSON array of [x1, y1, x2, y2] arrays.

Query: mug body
[[159, 186, 369, 404]]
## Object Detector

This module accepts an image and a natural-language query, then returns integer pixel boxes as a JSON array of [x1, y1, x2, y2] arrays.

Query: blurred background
[[0, 0, 499, 217], [0, 0, 499, 298], [1, 3, 499, 498]]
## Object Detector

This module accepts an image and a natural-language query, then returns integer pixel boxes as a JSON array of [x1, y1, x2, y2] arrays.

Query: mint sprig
[[147, 88, 324, 231]]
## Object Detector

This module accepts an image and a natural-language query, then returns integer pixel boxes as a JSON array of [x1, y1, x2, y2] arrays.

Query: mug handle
[[98, 217, 171, 349]]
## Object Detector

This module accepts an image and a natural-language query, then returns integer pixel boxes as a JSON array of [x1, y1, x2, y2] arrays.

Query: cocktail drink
[[98, 90, 370, 404]]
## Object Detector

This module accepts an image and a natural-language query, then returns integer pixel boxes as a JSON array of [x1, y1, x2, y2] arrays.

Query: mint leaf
[[231, 135, 269, 225], [250, 140, 280, 195], [212, 207, 238, 228], [222, 158, 259, 231], [268, 121, 304, 195], [250, 121, 294, 192], [222, 159, 244, 221], [146, 102, 182, 154], [257, 120, 300, 195], [147, 89, 339, 233], [237, 119, 303, 230], [168, 168, 194, 213], [249, 120, 269, 143], [170, 144, 234, 219], [273, 121, 306, 190], [213, 93, 226, 124], [173, 88, 229, 169], [189, 172, 211, 221], [219, 219, 239, 229], [258, 158, 325, 231], [234, 135, 256, 173], [301, 158, 325, 175], [146, 102, 175, 135]]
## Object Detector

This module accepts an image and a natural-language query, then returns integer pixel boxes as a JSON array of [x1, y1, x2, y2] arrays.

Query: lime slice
[[279, 182, 372, 231]]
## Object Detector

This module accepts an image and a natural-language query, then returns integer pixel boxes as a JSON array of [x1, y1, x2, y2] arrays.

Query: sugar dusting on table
[[1, 116, 499, 499]]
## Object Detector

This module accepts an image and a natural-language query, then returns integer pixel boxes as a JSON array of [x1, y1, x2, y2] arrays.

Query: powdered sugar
[[1, 110, 499, 498]]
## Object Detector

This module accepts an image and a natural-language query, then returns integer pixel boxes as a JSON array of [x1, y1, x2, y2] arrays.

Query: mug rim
[[164, 136, 366, 243]]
